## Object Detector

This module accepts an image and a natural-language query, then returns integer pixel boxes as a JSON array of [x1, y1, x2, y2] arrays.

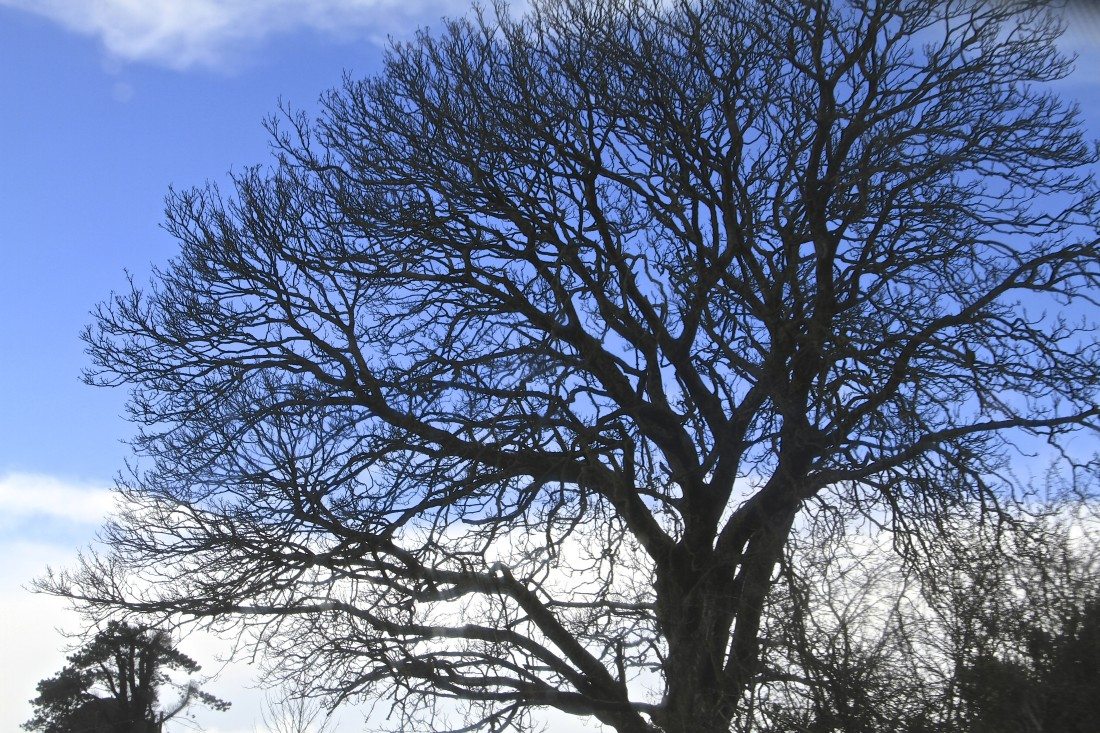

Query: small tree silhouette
[[23, 621, 229, 733]]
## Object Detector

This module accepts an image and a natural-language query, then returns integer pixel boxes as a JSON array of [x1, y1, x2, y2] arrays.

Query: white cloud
[[0, 472, 115, 527], [0, 0, 470, 70], [0, 473, 117, 726], [0, 540, 92, 733]]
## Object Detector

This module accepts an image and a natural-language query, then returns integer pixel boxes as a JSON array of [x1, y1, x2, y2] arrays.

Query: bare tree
[[258, 690, 336, 733], [41, 0, 1099, 731], [749, 513, 938, 733], [930, 503, 1100, 733], [745, 491, 1100, 733]]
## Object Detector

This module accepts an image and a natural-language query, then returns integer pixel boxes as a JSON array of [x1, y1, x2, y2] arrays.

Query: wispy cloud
[[0, 472, 115, 527], [0, 0, 469, 70]]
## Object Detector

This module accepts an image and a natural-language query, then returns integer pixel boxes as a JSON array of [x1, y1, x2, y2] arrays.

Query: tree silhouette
[[258, 690, 337, 733], [950, 522, 1100, 733], [745, 498, 1100, 733], [23, 621, 229, 733], [42, 0, 1099, 730]]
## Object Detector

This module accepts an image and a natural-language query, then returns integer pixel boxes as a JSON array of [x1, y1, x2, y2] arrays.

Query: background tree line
[[751, 493, 1100, 732]]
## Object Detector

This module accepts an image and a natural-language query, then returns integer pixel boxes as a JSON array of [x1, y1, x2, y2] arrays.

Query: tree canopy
[[43, 0, 1099, 731], [22, 621, 229, 733]]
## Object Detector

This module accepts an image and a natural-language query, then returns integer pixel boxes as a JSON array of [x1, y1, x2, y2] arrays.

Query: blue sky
[[0, 4, 398, 483], [0, 2, 1098, 733]]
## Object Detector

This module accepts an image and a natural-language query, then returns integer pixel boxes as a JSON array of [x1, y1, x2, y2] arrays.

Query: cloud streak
[[0, 472, 115, 527], [0, 0, 469, 70]]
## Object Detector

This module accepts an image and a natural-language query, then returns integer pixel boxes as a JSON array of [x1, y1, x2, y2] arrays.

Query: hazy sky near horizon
[[1, 2, 1099, 733]]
